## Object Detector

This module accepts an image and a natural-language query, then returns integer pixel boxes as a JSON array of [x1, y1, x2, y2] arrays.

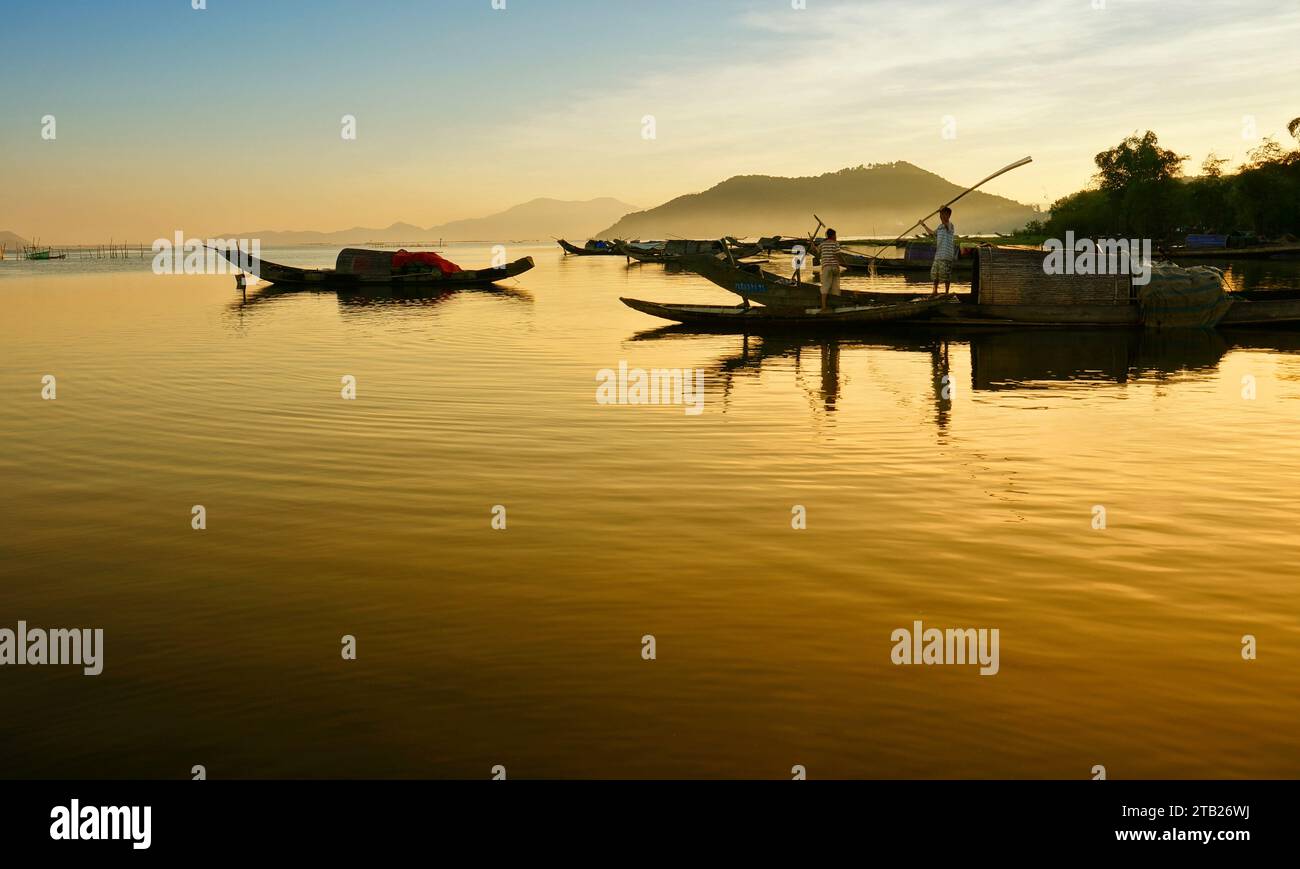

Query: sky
[[2, 0, 1298, 241]]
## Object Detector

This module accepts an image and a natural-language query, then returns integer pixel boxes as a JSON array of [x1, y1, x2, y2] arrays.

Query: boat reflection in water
[[630, 324, 1300, 424], [224, 279, 533, 321]]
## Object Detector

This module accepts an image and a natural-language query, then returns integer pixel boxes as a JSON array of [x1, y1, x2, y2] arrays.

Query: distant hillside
[[427, 197, 637, 241], [228, 197, 638, 245], [596, 162, 1036, 238], [0, 230, 30, 247]]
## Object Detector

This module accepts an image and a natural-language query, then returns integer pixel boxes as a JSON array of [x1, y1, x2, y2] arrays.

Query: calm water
[[2, 245, 1299, 779]]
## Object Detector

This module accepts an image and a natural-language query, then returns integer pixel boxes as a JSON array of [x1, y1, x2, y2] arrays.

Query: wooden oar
[[865, 156, 1033, 262], [808, 214, 825, 252]]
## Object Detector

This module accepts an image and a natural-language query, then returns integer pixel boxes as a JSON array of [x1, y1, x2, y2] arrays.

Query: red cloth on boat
[[391, 249, 463, 274]]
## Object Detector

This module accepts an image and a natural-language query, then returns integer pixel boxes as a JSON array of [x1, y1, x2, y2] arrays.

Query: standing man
[[817, 228, 844, 312], [922, 207, 958, 295]]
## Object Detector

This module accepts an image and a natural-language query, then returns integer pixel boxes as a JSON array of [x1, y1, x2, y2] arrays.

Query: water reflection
[[225, 281, 533, 317], [970, 327, 1229, 389], [633, 325, 1300, 420]]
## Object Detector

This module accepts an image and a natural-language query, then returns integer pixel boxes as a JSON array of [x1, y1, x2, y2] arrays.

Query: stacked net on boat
[[1138, 264, 1232, 328]]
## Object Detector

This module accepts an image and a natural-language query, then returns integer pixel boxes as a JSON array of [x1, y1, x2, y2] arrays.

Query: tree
[[1094, 131, 1186, 192], [1092, 131, 1187, 238], [1201, 152, 1228, 178], [1044, 189, 1112, 238], [1289, 117, 1300, 144], [1186, 155, 1230, 232], [1247, 137, 1286, 168]]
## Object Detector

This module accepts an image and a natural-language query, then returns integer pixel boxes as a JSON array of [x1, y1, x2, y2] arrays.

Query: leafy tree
[[1041, 128, 1300, 241], [1200, 153, 1228, 178], [1043, 189, 1113, 238], [1092, 131, 1187, 238], [1247, 137, 1287, 167], [1094, 131, 1187, 192]]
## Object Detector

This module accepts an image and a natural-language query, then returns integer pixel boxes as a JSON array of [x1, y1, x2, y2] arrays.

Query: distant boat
[[1165, 241, 1300, 260], [557, 238, 620, 256], [23, 242, 66, 260], [835, 243, 975, 273], [212, 247, 533, 287], [623, 238, 761, 264]]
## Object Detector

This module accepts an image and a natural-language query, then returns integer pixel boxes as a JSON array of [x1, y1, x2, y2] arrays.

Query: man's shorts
[[820, 267, 841, 296], [931, 258, 955, 282]]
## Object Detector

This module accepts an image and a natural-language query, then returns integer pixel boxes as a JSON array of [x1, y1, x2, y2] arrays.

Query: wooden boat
[[621, 295, 956, 328], [1164, 241, 1300, 260], [757, 235, 823, 253], [617, 240, 665, 256], [214, 247, 534, 287], [558, 238, 620, 256], [627, 290, 1300, 331], [682, 252, 878, 308], [836, 249, 975, 273], [1219, 290, 1300, 325], [24, 248, 67, 260], [625, 238, 761, 264], [672, 247, 1300, 329]]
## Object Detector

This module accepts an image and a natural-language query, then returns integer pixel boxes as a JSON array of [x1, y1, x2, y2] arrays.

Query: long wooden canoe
[[677, 252, 1300, 328], [838, 250, 974, 273], [558, 239, 620, 256], [625, 238, 762, 264], [621, 295, 955, 328], [1219, 291, 1300, 325], [1165, 242, 1300, 260], [682, 253, 876, 307], [214, 247, 534, 287]]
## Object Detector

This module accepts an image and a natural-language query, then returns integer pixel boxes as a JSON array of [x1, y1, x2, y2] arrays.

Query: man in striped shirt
[[921, 206, 958, 295], [816, 228, 844, 312]]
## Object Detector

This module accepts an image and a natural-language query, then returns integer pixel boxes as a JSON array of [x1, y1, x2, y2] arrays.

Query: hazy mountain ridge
[[221, 197, 639, 245], [8, 163, 1036, 246], [596, 162, 1037, 238]]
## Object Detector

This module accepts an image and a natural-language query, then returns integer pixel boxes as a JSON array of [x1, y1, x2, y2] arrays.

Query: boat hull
[[218, 249, 535, 287], [683, 252, 1143, 325], [626, 294, 1300, 332], [682, 253, 881, 308], [840, 252, 974, 273], [558, 239, 619, 256], [1166, 243, 1300, 260], [620, 296, 955, 328], [626, 240, 761, 264]]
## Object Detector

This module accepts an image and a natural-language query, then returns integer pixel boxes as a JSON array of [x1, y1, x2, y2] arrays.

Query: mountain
[[426, 197, 637, 241], [0, 230, 30, 247], [228, 197, 638, 245], [595, 162, 1036, 239]]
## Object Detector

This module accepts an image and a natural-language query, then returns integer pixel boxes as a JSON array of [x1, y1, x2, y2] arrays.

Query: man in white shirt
[[922, 207, 958, 295]]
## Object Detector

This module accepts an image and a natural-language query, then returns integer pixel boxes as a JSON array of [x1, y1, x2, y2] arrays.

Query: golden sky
[[2, 0, 1297, 241]]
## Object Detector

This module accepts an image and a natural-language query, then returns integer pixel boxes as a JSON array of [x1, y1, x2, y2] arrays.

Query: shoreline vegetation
[[1020, 124, 1300, 246]]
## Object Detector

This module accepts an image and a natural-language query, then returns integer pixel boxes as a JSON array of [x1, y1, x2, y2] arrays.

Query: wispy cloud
[[492, 0, 1300, 208]]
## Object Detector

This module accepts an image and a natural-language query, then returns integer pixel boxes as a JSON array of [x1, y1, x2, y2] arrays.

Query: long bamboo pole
[[865, 156, 1033, 262]]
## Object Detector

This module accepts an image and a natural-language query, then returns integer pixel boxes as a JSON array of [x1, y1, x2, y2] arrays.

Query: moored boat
[[620, 295, 956, 328], [214, 247, 534, 287], [667, 246, 1300, 329], [24, 248, 67, 260], [1164, 241, 1300, 260], [624, 238, 762, 263], [558, 238, 620, 256]]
